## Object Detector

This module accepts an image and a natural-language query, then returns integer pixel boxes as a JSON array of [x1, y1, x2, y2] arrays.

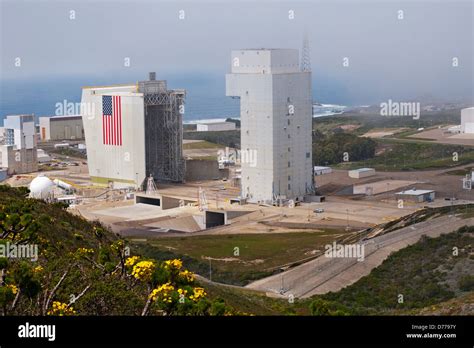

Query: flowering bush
[[189, 287, 206, 302], [131, 260, 155, 281], [149, 282, 175, 303], [178, 269, 195, 283], [140, 259, 215, 315], [47, 301, 76, 316], [7, 284, 18, 295], [164, 259, 183, 270], [125, 256, 140, 267], [76, 247, 94, 256]]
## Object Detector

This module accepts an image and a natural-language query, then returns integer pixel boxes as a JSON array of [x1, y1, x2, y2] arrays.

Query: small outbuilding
[[348, 168, 375, 179], [196, 122, 236, 132], [395, 189, 435, 203], [314, 166, 332, 176]]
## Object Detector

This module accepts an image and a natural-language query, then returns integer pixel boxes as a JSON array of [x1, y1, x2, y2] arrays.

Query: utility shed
[[395, 189, 435, 203], [196, 122, 236, 132], [348, 168, 375, 179], [313, 166, 332, 176]]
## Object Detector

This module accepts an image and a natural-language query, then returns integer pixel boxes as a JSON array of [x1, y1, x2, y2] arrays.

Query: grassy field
[[335, 139, 474, 171], [313, 109, 463, 136], [183, 140, 222, 150], [137, 230, 347, 285], [445, 167, 474, 176], [183, 129, 240, 148]]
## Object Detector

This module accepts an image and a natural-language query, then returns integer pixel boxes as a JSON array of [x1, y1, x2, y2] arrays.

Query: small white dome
[[29, 175, 54, 199]]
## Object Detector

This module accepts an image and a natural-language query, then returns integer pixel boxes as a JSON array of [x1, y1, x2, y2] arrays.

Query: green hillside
[[0, 185, 235, 316], [308, 226, 474, 315]]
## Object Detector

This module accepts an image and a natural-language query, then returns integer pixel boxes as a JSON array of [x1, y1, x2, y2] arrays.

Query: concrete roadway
[[246, 215, 474, 298]]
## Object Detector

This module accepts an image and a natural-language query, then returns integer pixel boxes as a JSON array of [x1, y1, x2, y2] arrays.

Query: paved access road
[[246, 216, 474, 298]]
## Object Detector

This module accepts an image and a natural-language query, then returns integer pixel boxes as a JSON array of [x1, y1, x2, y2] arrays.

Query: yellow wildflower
[[125, 256, 140, 267], [149, 282, 175, 302], [189, 287, 206, 302], [131, 260, 155, 281], [7, 284, 18, 295], [178, 270, 195, 282], [164, 259, 183, 270], [76, 247, 94, 256], [47, 301, 76, 316]]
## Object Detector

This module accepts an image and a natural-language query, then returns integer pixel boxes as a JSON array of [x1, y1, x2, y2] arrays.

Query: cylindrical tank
[[53, 178, 73, 191]]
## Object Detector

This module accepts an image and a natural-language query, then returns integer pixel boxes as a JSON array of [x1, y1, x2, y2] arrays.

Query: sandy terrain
[[362, 128, 407, 138], [408, 126, 474, 146]]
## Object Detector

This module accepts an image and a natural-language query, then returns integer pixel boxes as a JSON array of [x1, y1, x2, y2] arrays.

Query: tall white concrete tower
[[226, 49, 313, 203]]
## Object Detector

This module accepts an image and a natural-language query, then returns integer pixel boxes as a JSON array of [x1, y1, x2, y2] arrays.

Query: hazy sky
[[1, 0, 473, 105]]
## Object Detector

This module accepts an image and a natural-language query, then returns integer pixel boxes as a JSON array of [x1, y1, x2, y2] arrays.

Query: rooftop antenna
[[301, 31, 311, 72]]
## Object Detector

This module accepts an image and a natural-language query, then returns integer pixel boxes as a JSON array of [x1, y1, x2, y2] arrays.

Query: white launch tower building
[[226, 49, 313, 203]]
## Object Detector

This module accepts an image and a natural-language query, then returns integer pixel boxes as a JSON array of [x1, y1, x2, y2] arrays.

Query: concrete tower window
[[288, 161, 291, 167]]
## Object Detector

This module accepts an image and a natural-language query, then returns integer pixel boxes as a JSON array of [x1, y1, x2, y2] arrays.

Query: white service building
[[0, 114, 38, 174], [461, 107, 474, 134], [196, 122, 236, 132], [81, 84, 147, 188], [348, 168, 376, 179], [39, 115, 84, 141], [395, 189, 435, 203], [81, 73, 185, 188], [314, 166, 332, 176], [226, 49, 313, 203]]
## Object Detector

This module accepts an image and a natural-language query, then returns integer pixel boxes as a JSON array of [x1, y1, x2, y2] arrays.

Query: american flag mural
[[102, 95, 122, 146]]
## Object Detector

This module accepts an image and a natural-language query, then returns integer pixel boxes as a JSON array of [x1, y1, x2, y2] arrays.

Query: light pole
[[209, 257, 212, 282], [346, 209, 349, 229]]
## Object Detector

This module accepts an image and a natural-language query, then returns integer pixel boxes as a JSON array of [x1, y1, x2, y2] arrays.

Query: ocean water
[[0, 75, 240, 122], [0, 74, 346, 123]]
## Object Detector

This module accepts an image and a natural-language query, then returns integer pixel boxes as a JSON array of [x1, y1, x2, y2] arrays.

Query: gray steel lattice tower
[[138, 74, 186, 183]]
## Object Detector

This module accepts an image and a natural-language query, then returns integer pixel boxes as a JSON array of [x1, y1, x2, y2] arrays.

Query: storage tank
[[53, 178, 73, 192], [29, 175, 54, 200]]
